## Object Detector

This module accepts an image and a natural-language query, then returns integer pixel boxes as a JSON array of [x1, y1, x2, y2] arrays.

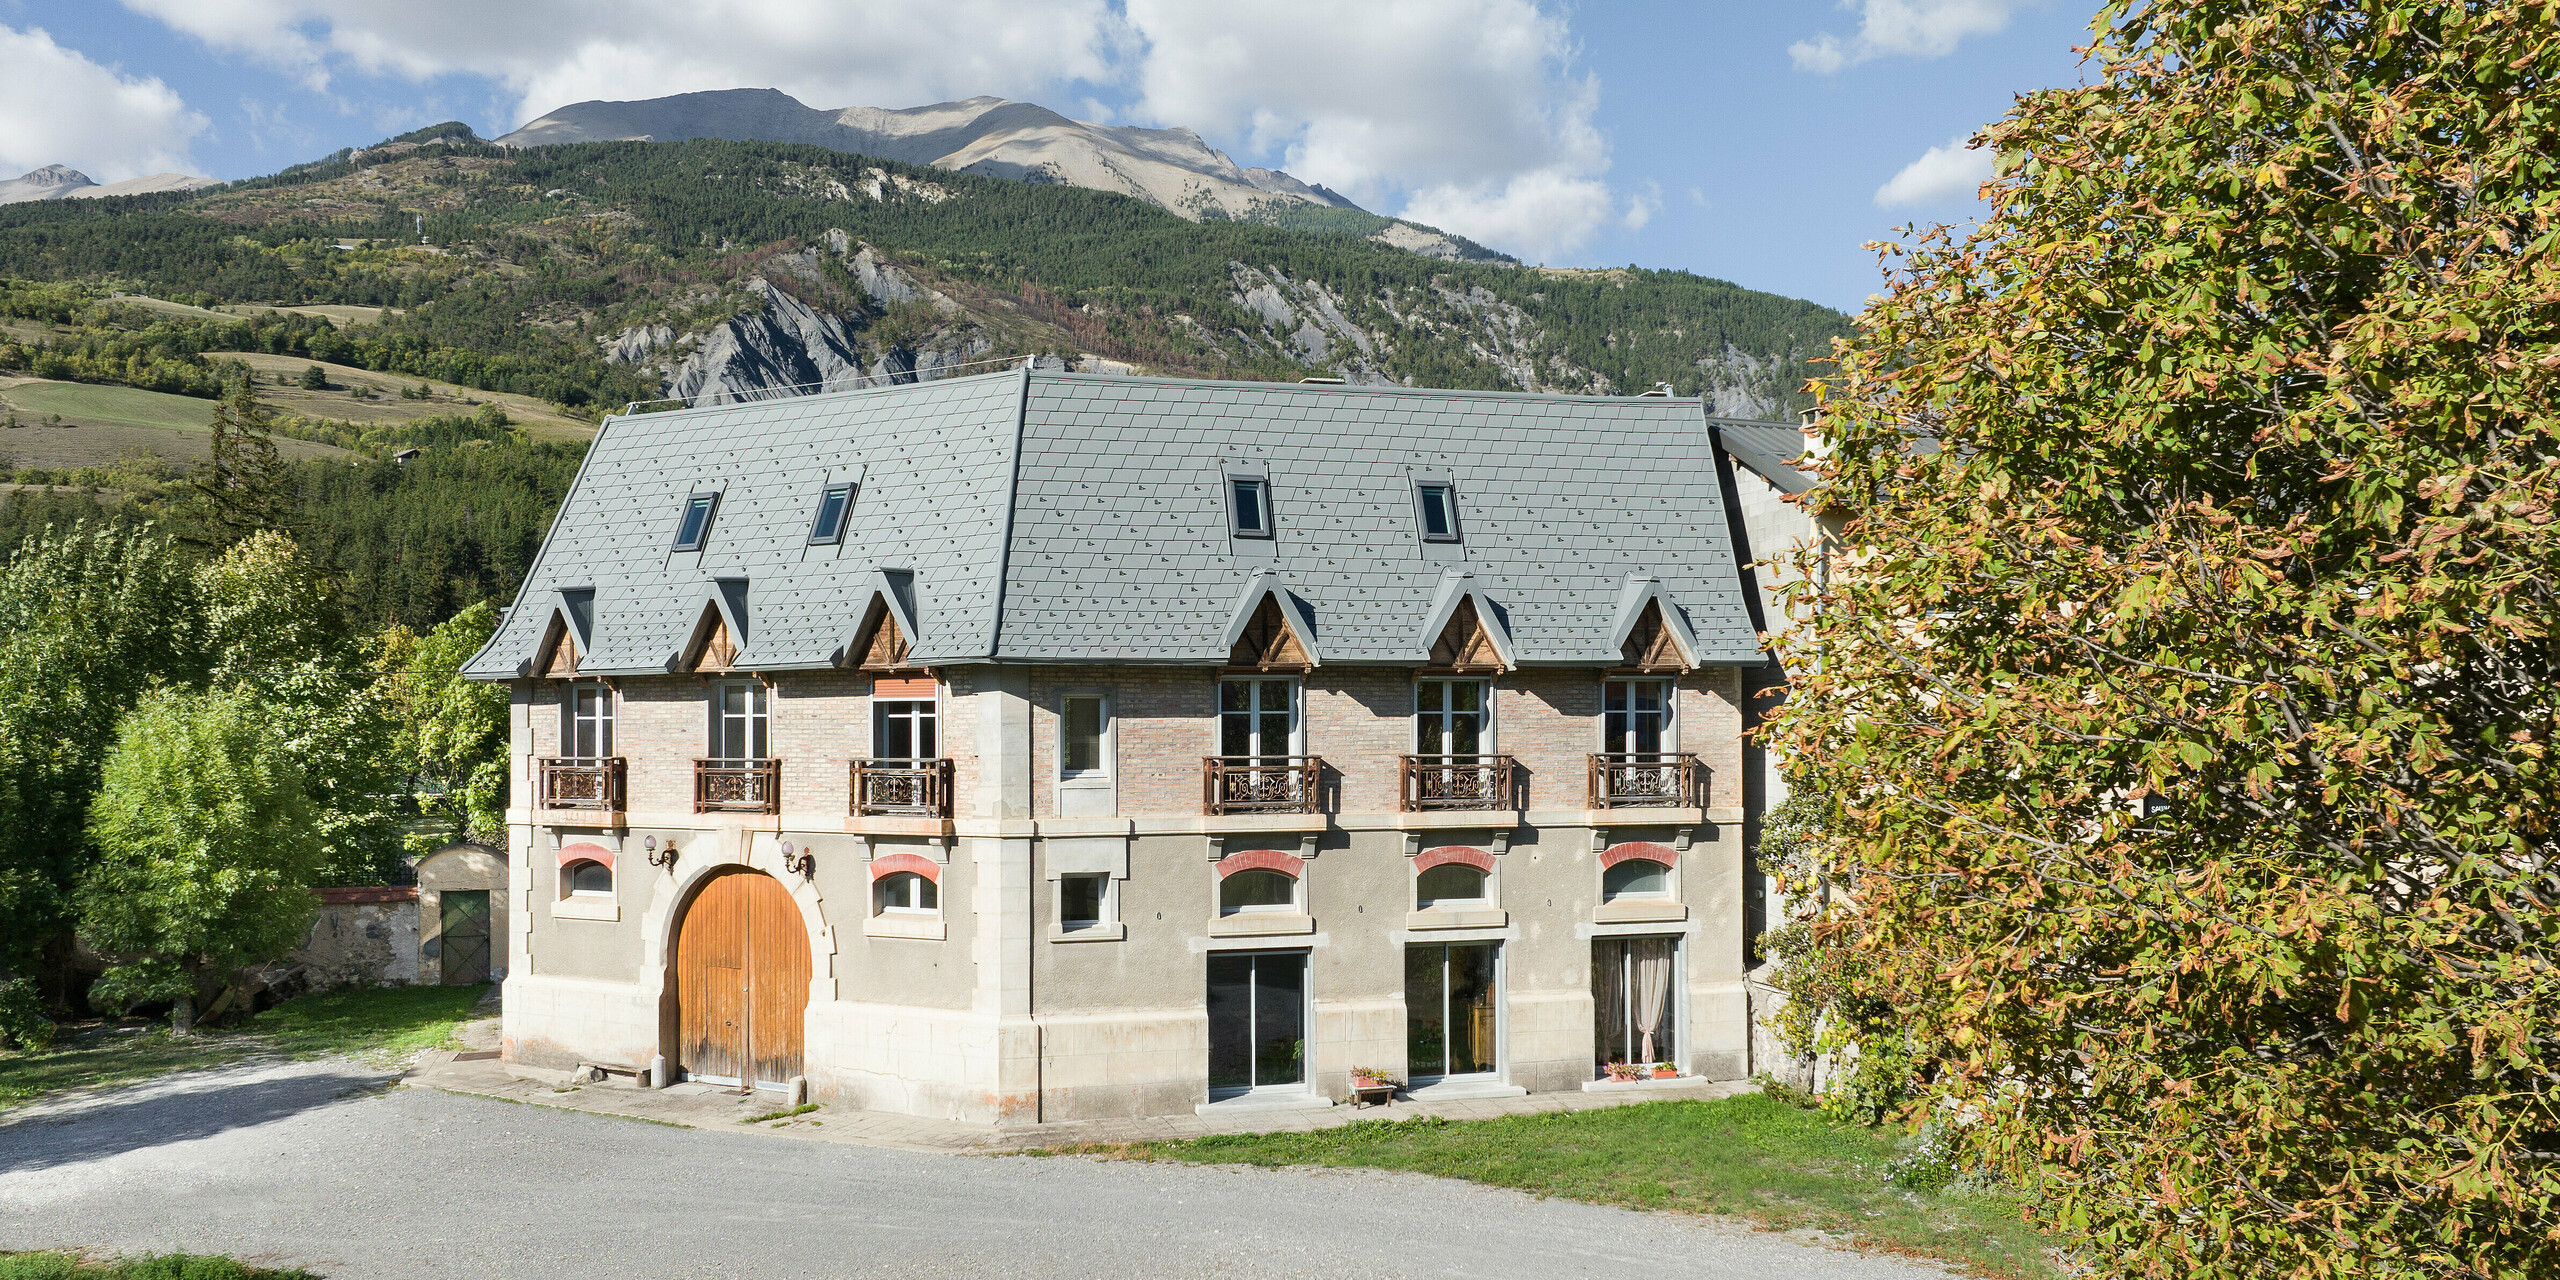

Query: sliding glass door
[[1593, 937, 1679, 1075], [1407, 941, 1498, 1081], [1208, 952, 1307, 1096]]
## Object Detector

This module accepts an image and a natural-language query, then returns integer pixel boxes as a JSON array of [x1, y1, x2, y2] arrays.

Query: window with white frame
[[560, 859, 612, 898], [1060, 695, 1109, 778], [1219, 678, 1297, 760], [1602, 678, 1673, 755], [1415, 679, 1488, 756], [1416, 863, 1489, 909], [1219, 868, 1298, 915], [876, 871, 937, 914], [1602, 858, 1673, 901], [1059, 873, 1113, 930], [874, 696, 937, 761], [562, 681, 613, 759], [708, 681, 767, 761]]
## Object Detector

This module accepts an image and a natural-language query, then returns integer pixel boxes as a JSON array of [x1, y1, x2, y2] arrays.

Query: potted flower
[[1652, 1062, 1679, 1079], [1350, 1067, 1401, 1105], [1605, 1061, 1645, 1082]]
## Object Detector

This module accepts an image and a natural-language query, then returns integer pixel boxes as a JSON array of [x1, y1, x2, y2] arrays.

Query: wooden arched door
[[673, 869, 810, 1088]]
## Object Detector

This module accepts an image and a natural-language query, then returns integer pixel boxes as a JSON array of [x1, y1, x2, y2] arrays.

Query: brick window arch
[[868, 853, 941, 883], [1215, 849, 1304, 879], [1415, 845, 1495, 873], [1599, 841, 1678, 869]]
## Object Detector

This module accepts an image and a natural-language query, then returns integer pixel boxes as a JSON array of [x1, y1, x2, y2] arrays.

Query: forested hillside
[[0, 130, 1848, 415]]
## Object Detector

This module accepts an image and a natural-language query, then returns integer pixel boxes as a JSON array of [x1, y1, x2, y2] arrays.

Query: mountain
[[0, 164, 217, 205], [0, 131, 1846, 419], [496, 89, 1505, 263]]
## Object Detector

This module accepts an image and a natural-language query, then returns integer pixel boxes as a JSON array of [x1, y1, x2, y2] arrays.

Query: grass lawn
[[0, 984, 489, 1113], [1055, 1094, 2059, 1279], [0, 1253, 315, 1280], [0, 381, 216, 432]]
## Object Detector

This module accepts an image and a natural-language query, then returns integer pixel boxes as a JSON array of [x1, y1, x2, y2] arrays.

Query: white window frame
[[1601, 857, 1678, 903], [1216, 676, 1303, 759], [1056, 872, 1117, 932], [1058, 693, 1113, 781], [873, 694, 940, 762], [707, 679, 768, 761], [1413, 678, 1493, 756], [561, 681, 614, 759], [1600, 677, 1678, 755], [876, 871, 939, 915], [1414, 861, 1493, 910]]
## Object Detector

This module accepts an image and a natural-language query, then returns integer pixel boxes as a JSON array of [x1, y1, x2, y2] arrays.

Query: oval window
[[1219, 869, 1295, 914], [877, 871, 938, 913], [1416, 863, 1487, 908], [563, 860, 612, 897], [1601, 859, 1670, 900]]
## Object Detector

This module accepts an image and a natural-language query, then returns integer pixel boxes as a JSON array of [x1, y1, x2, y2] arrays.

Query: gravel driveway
[[1, 1059, 1949, 1279]]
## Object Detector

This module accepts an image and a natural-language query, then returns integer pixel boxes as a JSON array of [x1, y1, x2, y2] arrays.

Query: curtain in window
[[1632, 937, 1674, 1063], [1595, 940, 1632, 1069]]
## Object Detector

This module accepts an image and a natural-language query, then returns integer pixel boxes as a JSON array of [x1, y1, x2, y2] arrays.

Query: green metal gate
[[440, 890, 491, 984]]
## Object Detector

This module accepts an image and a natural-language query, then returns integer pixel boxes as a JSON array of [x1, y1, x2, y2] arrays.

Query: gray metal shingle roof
[[1712, 420, 1816, 495], [464, 369, 1767, 679]]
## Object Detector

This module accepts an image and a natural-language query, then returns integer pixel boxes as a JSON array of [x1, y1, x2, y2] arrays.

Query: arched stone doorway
[[672, 868, 810, 1088]]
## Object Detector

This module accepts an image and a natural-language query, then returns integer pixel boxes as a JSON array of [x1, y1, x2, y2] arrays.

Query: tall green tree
[[0, 523, 204, 974], [1773, 2, 2560, 1276], [199, 531, 404, 885], [180, 379, 295, 547], [382, 600, 510, 845], [79, 687, 322, 1033]]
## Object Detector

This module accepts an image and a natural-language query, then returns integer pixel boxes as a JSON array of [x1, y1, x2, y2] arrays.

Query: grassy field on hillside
[[1046, 1094, 2061, 1279], [218, 303, 394, 328], [0, 380, 347, 469], [222, 354, 594, 439], [0, 984, 490, 1113]]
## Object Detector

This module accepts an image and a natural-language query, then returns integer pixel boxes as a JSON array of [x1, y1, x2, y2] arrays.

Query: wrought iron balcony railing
[[1202, 755, 1325, 816], [536, 756, 625, 811], [850, 757, 954, 818], [694, 757, 781, 814], [1587, 753, 1707, 809], [1396, 754, 1519, 812]]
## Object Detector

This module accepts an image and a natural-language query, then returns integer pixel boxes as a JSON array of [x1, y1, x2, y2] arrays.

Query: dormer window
[[672, 492, 718, 551], [807, 483, 854, 545], [1228, 477, 1272, 538], [1415, 481, 1460, 542]]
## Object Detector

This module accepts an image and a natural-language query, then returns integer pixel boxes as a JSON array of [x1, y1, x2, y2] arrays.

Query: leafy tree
[[296, 363, 328, 390], [78, 686, 322, 1033], [1773, 3, 2560, 1276], [383, 600, 509, 845], [180, 381, 295, 547], [0, 523, 204, 974], [198, 531, 404, 885]]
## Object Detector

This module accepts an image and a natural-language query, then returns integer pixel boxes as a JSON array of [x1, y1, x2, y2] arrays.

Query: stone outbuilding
[[417, 841, 509, 985]]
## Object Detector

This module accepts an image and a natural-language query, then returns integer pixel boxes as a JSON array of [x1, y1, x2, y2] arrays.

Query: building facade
[[465, 369, 1770, 1123]]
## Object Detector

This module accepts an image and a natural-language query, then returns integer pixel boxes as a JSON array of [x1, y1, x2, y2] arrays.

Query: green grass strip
[[0, 1251, 318, 1279]]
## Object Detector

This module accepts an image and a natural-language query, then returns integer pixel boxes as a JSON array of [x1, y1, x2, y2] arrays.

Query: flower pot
[[1652, 1067, 1679, 1079]]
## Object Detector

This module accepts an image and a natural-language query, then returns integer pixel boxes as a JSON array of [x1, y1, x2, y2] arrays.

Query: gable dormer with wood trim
[[672, 577, 751, 675], [1221, 572, 1319, 672], [1413, 571, 1515, 674], [834, 568, 927, 674], [1608, 574, 1702, 673], [519, 587, 596, 680]]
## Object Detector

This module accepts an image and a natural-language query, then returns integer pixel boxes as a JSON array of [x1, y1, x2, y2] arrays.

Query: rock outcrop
[[0, 165, 218, 204]]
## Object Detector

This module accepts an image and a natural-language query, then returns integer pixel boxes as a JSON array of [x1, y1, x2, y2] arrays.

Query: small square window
[[807, 483, 855, 544], [671, 492, 718, 551], [1060, 873, 1109, 929], [1228, 477, 1272, 538], [1415, 482, 1460, 542]]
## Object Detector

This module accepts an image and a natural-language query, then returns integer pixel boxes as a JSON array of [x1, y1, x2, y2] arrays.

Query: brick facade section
[[1415, 845, 1496, 872], [1600, 841, 1680, 868], [1215, 849, 1306, 879], [869, 853, 941, 882]]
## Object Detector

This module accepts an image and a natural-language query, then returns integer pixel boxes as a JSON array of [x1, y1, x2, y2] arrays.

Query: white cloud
[[1791, 0, 2021, 73], [0, 25, 208, 180], [1874, 133, 1993, 207], [1122, 0, 1616, 262], [117, 0, 1132, 129]]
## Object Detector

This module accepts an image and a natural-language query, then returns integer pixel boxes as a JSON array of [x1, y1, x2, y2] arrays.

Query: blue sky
[[0, 1, 2098, 313]]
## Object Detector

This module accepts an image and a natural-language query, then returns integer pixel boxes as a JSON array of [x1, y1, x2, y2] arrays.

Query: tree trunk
[[171, 991, 195, 1037]]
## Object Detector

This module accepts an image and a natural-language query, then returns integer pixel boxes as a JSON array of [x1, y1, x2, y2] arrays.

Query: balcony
[[1202, 755, 1325, 816], [536, 756, 625, 813], [1588, 753, 1706, 810], [1397, 755, 1519, 812], [851, 757, 954, 818], [694, 757, 781, 814]]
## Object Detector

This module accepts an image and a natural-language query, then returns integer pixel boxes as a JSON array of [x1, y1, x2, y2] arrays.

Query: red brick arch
[[1216, 849, 1304, 879], [1600, 841, 1678, 869], [868, 853, 941, 883], [558, 841, 614, 868], [1415, 845, 1495, 873]]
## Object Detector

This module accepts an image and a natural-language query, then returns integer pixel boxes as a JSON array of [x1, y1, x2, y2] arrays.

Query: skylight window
[[671, 492, 718, 552], [1229, 477, 1272, 538], [808, 483, 855, 545], [1415, 482, 1460, 542]]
